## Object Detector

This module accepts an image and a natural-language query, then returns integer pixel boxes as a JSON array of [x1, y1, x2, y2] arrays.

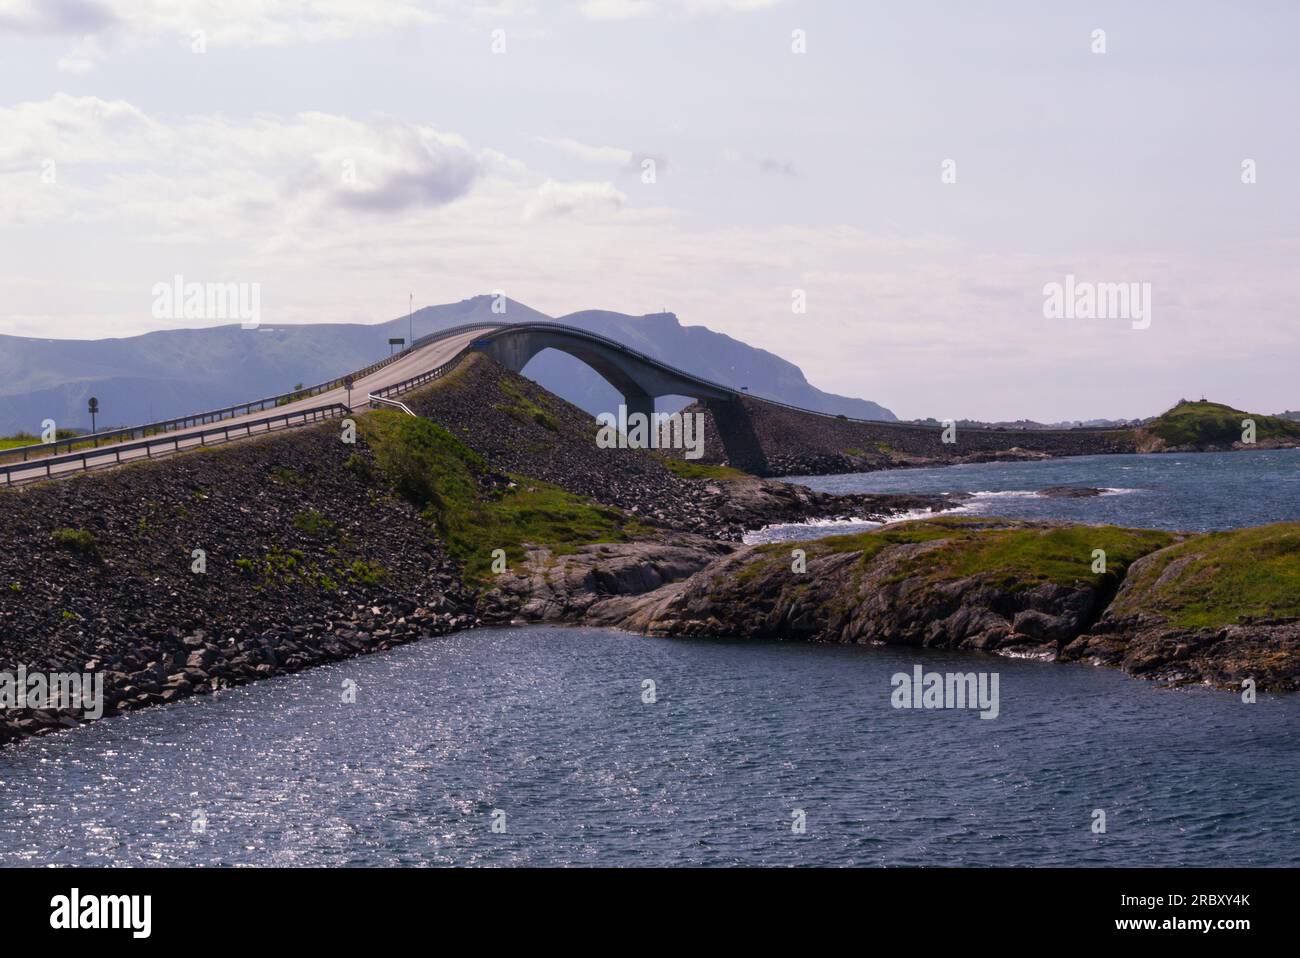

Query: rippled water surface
[[742, 448, 1300, 543], [2, 626, 1296, 867]]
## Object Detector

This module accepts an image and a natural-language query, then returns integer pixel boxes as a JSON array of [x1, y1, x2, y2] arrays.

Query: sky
[[1, 0, 1297, 421]]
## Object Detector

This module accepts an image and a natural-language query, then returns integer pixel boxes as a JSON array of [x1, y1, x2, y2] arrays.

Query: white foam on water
[[742, 506, 972, 544]]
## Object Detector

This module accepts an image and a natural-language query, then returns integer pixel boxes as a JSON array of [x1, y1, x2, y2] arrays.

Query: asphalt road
[[2, 328, 486, 485]]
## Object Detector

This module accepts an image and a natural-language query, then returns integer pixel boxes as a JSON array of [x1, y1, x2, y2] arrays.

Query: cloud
[[523, 179, 626, 220], [537, 136, 633, 167], [0, 96, 506, 235], [578, 0, 656, 19], [756, 156, 799, 178], [0, 0, 118, 34], [2, 93, 1296, 425], [538, 137, 668, 181], [724, 149, 800, 178], [305, 122, 484, 213], [577, 0, 782, 19], [0, 0, 438, 70], [0, 94, 165, 170]]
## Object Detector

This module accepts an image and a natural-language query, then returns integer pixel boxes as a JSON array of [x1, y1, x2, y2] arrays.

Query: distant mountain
[[0, 295, 894, 434]]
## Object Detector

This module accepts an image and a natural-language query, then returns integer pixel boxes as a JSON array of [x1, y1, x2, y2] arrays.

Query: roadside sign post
[[388, 337, 405, 356], [88, 397, 99, 443], [343, 376, 354, 409]]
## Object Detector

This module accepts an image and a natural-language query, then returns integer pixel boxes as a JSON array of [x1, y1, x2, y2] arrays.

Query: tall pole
[[408, 293, 413, 350]]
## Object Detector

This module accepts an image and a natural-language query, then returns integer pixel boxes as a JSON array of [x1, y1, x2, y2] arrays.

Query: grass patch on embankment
[[1108, 522, 1300, 629], [745, 516, 1176, 591], [495, 377, 560, 432], [0, 429, 83, 455], [661, 458, 750, 481], [0, 434, 37, 451], [1144, 400, 1300, 447], [359, 410, 646, 584]]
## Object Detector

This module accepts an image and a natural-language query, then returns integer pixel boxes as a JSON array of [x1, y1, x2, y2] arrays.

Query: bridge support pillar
[[704, 398, 769, 474], [623, 389, 654, 425]]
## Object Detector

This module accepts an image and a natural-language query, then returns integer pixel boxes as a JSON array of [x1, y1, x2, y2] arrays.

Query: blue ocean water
[[1, 626, 1296, 867], [745, 448, 1300, 542]]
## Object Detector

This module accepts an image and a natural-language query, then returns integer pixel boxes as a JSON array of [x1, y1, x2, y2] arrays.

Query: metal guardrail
[[0, 322, 501, 463], [368, 394, 415, 416], [1, 403, 351, 486], [368, 354, 466, 401]]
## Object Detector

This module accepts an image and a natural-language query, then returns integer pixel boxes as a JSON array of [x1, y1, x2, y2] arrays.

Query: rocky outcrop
[[1058, 527, 1300, 690], [481, 516, 1298, 692], [1061, 612, 1300, 690], [618, 519, 1123, 663], [478, 534, 733, 627]]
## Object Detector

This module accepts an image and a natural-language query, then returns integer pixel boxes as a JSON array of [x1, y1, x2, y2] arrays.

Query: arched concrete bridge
[[465, 321, 767, 469], [1, 319, 773, 483], [469, 322, 737, 417]]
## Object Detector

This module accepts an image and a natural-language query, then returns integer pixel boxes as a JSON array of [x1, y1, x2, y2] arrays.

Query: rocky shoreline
[[4, 360, 1297, 747], [0, 377, 954, 745], [481, 517, 1300, 692]]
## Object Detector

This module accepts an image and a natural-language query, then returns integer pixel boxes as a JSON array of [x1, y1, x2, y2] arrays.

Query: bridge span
[[1, 320, 774, 484]]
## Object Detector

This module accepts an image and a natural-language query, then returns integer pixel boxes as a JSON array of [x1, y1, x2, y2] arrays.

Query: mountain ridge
[[0, 296, 895, 433]]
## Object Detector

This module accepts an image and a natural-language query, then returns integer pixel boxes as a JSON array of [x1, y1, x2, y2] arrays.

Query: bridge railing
[[473, 321, 742, 400], [0, 403, 351, 487], [368, 354, 469, 400], [0, 322, 505, 465]]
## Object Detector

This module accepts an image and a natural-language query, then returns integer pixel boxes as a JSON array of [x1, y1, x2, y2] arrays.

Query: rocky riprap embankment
[[0, 425, 477, 745], [401, 353, 957, 538], [680, 396, 1138, 477]]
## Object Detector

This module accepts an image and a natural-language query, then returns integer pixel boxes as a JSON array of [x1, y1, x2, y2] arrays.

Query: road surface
[[2, 328, 486, 485]]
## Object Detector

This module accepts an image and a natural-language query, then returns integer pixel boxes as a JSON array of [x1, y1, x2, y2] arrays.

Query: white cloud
[[579, 0, 656, 20], [537, 136, 633, 167], [1, 84, 1296, 423], [578, 0, 781, 19], [523, 179, 626, 220], [1, 0, 439, 70], [0, 97, 495, 229]]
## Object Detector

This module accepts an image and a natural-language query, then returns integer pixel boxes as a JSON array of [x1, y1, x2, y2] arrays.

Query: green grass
[[758, 516, 1175, 591], [495, 377, 559, 432], [345, 559, 387, 586], [661, 458, 749, 481], [0, 429, 83, 454], [1111, 522, 1300, 629], [915, 523, 1175, 589], [0, 433, 38, 451], [292, 509, 337, 539], [50, 527, 101, 559], [275, 383, 311, 407], [270, 466, 307, 486], [1147, 400, 1300, 447], [359, 410, 645, 584]]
